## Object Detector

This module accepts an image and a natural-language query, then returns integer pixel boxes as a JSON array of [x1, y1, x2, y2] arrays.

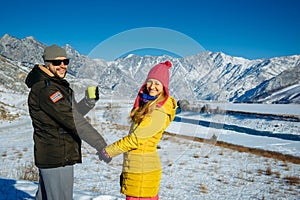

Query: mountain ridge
[[0, 34, 299, 103]]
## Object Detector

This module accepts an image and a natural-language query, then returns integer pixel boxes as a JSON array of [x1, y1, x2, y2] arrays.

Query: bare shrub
[[192, 107, 201, 112], [2, 151, 7, 157], [0, 105, 20, 121], [200, 184, 207, 193], [265, 166, 272, 176], [201, 104, 211, 113], [17, 152, 23, 159], [274, 171, 281, 178], [257, 169, 263, 176], [19, 162, 39, 182], [166, 184, 173, 189], [177, 99, 190, 111], [214, 106, 226, 114]]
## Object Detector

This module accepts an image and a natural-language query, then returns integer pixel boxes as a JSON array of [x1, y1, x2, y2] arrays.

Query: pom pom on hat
[[164, 61, 172, 68]]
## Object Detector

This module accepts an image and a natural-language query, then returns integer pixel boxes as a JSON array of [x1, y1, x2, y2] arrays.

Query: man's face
[[47, 57, 69, 78]]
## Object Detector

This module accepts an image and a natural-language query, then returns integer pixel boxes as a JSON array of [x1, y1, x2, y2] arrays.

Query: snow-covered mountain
[[0, 34, 299, 103], [236, 64, 300, 103]]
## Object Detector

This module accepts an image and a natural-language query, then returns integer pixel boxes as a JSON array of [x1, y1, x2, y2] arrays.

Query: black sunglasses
[[46, 59, 69, 66]]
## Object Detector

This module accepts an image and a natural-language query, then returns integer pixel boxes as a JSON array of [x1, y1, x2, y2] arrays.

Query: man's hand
[[96, 148, 112, 163]]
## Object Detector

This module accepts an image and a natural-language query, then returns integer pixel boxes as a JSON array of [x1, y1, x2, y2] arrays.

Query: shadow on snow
[[0, 178, 35, 200]]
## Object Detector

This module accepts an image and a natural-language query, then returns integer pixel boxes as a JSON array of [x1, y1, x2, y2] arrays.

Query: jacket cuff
[[84, 98, 96, 108], [105, 144, 124, 158]]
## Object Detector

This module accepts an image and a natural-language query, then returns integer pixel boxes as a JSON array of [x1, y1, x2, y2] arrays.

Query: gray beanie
[[43, 44, 67, 60]]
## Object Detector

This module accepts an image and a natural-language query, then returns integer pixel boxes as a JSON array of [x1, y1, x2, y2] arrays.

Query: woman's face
[[146, 79, 163, 96]]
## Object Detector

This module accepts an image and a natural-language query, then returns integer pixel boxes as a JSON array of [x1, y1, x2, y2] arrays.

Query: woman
[[98, 61, 177, 200]]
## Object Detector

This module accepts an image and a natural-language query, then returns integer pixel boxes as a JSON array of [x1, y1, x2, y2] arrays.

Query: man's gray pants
[[35, 165, 74, 200]]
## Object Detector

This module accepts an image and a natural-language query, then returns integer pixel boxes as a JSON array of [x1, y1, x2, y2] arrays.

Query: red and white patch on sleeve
[[50, 91, 64, 103]]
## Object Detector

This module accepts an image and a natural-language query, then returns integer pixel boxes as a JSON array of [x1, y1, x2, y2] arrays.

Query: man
[[25, 44, 107, 200]]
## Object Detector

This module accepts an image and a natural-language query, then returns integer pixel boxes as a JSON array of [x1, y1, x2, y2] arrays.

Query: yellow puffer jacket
[[105, 96, 177, 198]]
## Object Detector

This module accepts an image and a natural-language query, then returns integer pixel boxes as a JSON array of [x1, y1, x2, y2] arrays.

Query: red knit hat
[[146, 60, 172, 89], [134, 61, 172, 108]]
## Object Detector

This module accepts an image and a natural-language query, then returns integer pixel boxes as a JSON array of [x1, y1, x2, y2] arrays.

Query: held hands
[[96, 148, 112, 163]]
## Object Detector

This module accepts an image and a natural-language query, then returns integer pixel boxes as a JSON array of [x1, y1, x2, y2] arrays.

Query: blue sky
[[1, 0, 299, 60]]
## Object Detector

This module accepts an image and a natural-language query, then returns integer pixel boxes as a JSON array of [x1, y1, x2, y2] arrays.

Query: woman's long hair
[[129, 87, 166, 124]]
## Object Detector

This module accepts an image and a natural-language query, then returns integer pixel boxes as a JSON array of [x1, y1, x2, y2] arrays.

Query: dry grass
[[193, 154, 200, 158], [265, 167, 272, 176], [200, 184, 207, 193], [0, 106, 20, 121], [274, 171, 281, 178], [19, 162, 39, 182], [2, 151, 7, 157], [284, 176, 300, 187], [166, 184, 173, 189], [164, 132, 300, 164], [113, 123, 300, 164], [257, 168, 263, 176]]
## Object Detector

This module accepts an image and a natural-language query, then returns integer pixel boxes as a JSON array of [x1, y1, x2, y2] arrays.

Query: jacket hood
[[160, 95, 177, 121], [25, 64, 66, 88]]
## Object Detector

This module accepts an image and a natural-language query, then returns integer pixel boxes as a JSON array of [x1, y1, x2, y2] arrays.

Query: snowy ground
[[0, 91, 299, 199]]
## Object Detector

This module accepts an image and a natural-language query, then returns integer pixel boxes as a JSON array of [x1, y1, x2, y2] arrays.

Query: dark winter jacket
[[25, 65, 107, 168]]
